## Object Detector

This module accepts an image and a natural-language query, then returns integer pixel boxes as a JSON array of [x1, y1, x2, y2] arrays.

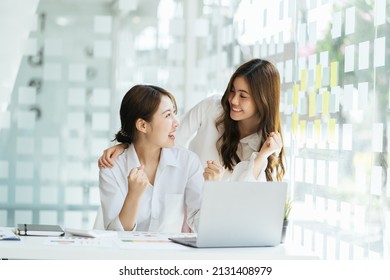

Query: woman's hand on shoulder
[[98, 143, 127, 168], [203, 160, 224, 181]]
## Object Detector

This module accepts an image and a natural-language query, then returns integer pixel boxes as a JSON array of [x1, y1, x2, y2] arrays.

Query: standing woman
[[99, 85, 203, 232], [99, 59, 285, 182]]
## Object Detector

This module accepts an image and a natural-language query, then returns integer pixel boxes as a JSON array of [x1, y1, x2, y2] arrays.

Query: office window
[[1, 0, 389, 259]]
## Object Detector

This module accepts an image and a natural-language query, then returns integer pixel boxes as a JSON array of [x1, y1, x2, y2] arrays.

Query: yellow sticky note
[[292, 113, 299, 135], [293, 84, 299, 108], [300, 69, 307, 91], [309, 91, 316, 117], [315, 64, 322, 89], [330, 61, 338, 88], [314, 119, 321, 143], [328, 118, 336, 144], [322, 91, 329, 115]]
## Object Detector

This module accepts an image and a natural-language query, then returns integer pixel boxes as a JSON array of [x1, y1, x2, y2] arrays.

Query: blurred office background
[[0, 0, 389, 259]]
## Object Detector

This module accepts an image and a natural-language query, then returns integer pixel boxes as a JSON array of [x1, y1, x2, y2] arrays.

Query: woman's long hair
[[215, 59, 285, 181], [114, 85, 177, 144]]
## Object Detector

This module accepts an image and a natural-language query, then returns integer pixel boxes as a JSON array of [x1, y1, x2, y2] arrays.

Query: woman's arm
[[176, 95, 221, 147], [229, 132, 282, 182], [253, 132, 283, 179], [183, 154, 204, 232], [99, 165, 149, 231], [119, 166, 150, 231]]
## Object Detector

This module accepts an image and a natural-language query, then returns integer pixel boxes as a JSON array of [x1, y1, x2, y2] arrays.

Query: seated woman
[[99, 85, 203, 232]]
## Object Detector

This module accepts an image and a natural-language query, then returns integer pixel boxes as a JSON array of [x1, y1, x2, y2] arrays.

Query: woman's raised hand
[[127, 165, 150, 197], [98, 143, 127, 168], [259, 131, 283, 158], [203, 160, 224, 181]]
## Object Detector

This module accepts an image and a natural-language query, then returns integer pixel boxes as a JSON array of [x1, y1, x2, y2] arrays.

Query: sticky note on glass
[[300, 120, 306, 141], [320, 51, 329, 67], [293, 84, 299, 108], [328, 118, 336, 144], [358, 82, 368, 110], [308, 21, 317, 45], [330, 86, 340, 113], [309, 91, 316, 117], [316, 160, 326, 185], [374, 37, 385, 68], [322, 91, 329, 115], [309, 54, 316, 71], [358, 41, 369, 70], [342, 123, 353, 150], [330, 61, 338, 88], [300, 69, 307, 91], [331, 12, 341, 39], [322, 67, 330, 86], [374, 0, 386, 26], [315, 64, 322, 89], [372, 123, 383, 152], [285, 59, 293, 83], [314, 119, 321, 143], [344, 44, 355, 72], [345, 7, 355, 35], [292, 113, 299, 134], [387, 168, 390, 197], [370, 166, 382, 195], [298, 23, 307, 47], [305, 159, 314, 184]]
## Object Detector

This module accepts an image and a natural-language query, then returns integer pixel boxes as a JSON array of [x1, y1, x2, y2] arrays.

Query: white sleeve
[[184, 154, 204, 232], [176, 95, 221, 147], [99, 168, 126, 231], [230, 152, 267, 182]]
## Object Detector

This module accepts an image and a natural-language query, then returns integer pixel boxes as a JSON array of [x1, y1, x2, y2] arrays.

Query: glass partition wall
[[1, 0, 389, 259]]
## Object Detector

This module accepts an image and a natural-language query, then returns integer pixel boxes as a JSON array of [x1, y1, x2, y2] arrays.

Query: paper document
[[65, 228, 117, 238], [0, 228, 21, 241]]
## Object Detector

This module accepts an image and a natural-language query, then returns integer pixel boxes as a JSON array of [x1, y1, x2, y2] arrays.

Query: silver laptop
[[169, 181, 287, 248]]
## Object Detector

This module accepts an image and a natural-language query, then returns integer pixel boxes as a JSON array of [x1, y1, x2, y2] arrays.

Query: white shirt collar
[[239, 132, 262, 151], [126, 144, 180, 170], [159, 147, 180, 168]]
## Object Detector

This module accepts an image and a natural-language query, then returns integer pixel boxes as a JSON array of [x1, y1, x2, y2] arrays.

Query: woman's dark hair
[[215, 58, 285, 181], [114, 85, 177, 144]]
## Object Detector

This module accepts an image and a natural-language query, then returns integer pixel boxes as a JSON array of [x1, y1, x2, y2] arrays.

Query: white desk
[[0, 229, 318, 260]]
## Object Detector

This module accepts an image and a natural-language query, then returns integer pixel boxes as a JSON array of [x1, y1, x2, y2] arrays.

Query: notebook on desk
[[169, 181, 287, 248], [16, 224, 65, 237]]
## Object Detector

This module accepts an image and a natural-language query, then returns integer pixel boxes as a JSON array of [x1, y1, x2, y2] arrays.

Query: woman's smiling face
[[228, 76, 258, 124], [145, 95, 179, 148]]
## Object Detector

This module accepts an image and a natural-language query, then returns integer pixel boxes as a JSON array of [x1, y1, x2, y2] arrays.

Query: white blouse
[[176, 94, 266, 181], [99, 144, 203, 232]]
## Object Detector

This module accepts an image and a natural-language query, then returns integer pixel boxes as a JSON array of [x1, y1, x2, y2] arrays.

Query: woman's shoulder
[[195, 94, 223, 117], [109, 145, 134, 171], [189, 94, 221, 110]]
